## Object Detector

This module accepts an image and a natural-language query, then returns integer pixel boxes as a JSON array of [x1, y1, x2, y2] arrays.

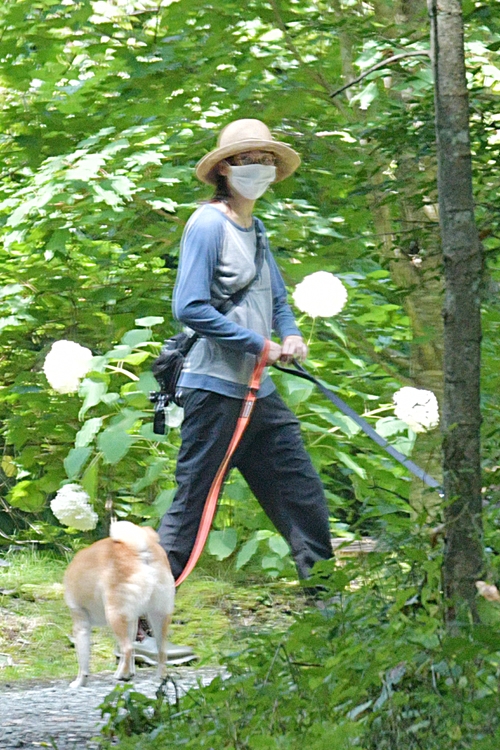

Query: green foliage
[[95, 535, 500, 750], [100, 686, 166, 740], [0, 548, 116, 681], [0, 3, 499, 744], [0, 0, 497, 580], [0, 547, 299, 682]]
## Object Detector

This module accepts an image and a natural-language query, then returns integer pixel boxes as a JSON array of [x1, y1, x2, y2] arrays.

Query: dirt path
[[0, 667, 220, 749]]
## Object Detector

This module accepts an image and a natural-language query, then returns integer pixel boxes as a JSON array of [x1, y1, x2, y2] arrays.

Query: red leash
[[175, 340, 271, 587]]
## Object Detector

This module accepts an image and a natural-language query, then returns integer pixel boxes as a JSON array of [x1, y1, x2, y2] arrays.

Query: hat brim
[[195, 138, 301, 185]]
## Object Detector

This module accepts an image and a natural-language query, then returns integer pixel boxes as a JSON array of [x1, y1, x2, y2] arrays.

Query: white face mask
[[227, 164, 277, 200]]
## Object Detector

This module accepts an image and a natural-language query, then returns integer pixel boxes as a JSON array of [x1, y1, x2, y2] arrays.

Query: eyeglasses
[[229, 151, 276, 167]]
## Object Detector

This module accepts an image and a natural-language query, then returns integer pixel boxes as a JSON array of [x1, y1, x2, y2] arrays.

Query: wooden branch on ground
[[331, 537, 377, 558]]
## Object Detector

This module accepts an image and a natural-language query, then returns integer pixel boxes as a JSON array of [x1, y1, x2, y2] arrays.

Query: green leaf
[[65, 153, 106, 181], [390, 434, 415, 456], [101, 393, 121, 406], [81, 458, 99, 501], [300, 421, 330, 434], [248, 735, 279, 750], [462, 0, 475, 16], [208, 528, 238, 560], [132, 457, 168, 492], [106, 345, 132, 361], [121, 328, 152, 347], [310, 406, 361, 437], [283, 377, 315, 406], [93, 185, 124, 207], [127, 151, 163, 167], [153, 489, 176, 516], [477, 598, 500, 627], [135, 316, 164, 327], [268, 534, 290, 558], [330, 413, 362, 437], [326, 320, 348, 344], [7, 480, 45, 513], [255, 530, 274, 540], [110, 408, 146, 431], [110, 175, 136, 199], [1, 456, 17, 478], [137, 371, 159, 396], [335, 450, 367, 479], [64, 447, 92, 479], [75, 417, 103, 448], [350, 80, 378, 110], [79, 378, 108, 419], [261, 555, 283, 571], [97, 427, 136, 464], [375, 417, 408, 438], [122, 351, 149, 366], [235, 537, 259, 570], [148, 198, 177, 212]]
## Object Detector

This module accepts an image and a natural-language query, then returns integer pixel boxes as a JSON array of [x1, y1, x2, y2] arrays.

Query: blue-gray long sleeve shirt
[[173, 205, 301, 398]]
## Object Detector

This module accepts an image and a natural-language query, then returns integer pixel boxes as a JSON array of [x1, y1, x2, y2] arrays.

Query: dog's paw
[[114, 672, 133, 682], [114, 666, 134, 682], [69, 676, 88, 689]]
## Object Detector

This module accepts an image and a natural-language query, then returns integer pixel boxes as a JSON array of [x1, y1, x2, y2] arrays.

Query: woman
[[158, 118, 332, 582]]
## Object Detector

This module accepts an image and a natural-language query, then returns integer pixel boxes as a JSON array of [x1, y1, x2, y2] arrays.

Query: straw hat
[[195, 119, 301, 185]]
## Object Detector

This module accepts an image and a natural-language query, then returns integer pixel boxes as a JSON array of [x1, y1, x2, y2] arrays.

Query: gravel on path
[[0, 667, 221, 749]]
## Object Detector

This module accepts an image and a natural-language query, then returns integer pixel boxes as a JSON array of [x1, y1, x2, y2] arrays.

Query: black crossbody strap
[[274, 360, 441, 490]]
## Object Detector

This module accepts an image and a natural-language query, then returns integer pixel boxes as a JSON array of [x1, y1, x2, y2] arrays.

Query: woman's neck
[[217, 193, 255, 228]]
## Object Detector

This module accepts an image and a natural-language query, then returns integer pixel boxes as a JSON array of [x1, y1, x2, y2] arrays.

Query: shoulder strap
[[218, 217, 266, 313]]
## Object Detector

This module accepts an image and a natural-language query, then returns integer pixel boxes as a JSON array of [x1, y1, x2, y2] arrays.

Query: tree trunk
[[371, 0, 444, 517], [428, 0, 483, 625]]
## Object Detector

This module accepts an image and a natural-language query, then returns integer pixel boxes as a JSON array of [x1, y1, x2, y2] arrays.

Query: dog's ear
[[144, 526, 160, 544]]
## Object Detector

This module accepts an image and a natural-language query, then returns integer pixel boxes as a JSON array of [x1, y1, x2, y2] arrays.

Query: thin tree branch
[[329, 51, 431, 99], [344, 324, 414, 385], [268, 0, 347, 112]]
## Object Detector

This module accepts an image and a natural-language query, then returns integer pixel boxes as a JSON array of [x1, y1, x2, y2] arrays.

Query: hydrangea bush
[[7, 278, 439, 569]]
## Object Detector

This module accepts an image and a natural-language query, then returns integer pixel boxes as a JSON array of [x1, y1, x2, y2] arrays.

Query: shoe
[[115, 636, 197, 666]]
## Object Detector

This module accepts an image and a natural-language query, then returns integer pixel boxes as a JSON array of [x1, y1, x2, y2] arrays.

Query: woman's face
[[218, 150, 276, 175]]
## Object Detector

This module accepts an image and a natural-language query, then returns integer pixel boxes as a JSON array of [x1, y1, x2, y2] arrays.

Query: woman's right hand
[[265, 340, 282, 365]]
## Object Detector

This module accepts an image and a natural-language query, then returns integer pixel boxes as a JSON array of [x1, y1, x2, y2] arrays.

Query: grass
[[0, 548, 112, 682], [0, 547, 303, 684]]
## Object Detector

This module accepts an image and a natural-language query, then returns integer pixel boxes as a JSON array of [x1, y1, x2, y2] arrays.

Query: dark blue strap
[[218, 218, 265, 313], [274, 361, 441, 490]]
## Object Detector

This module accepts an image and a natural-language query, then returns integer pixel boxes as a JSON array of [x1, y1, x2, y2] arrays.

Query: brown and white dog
[[64, 520, 175, 688]]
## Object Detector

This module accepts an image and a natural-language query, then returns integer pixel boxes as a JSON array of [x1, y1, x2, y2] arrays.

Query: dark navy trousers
[[158, 388, 332, 581]]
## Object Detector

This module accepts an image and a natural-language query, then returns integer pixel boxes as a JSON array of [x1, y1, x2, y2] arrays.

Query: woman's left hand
[[280, 335, 308, 363]]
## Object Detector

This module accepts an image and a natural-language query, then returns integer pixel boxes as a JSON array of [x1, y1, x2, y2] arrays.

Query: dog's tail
[[110, 520, 158, 554]]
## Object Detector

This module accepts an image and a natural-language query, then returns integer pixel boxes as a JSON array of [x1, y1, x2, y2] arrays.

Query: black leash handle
[[274, 361, 441, 490]]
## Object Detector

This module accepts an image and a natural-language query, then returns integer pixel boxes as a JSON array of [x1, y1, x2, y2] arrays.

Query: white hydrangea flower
[[293, 271, 348, 318], [50, 484, 98, 531], [43, 340, 93, 394], [392, 386, 439, 433]]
